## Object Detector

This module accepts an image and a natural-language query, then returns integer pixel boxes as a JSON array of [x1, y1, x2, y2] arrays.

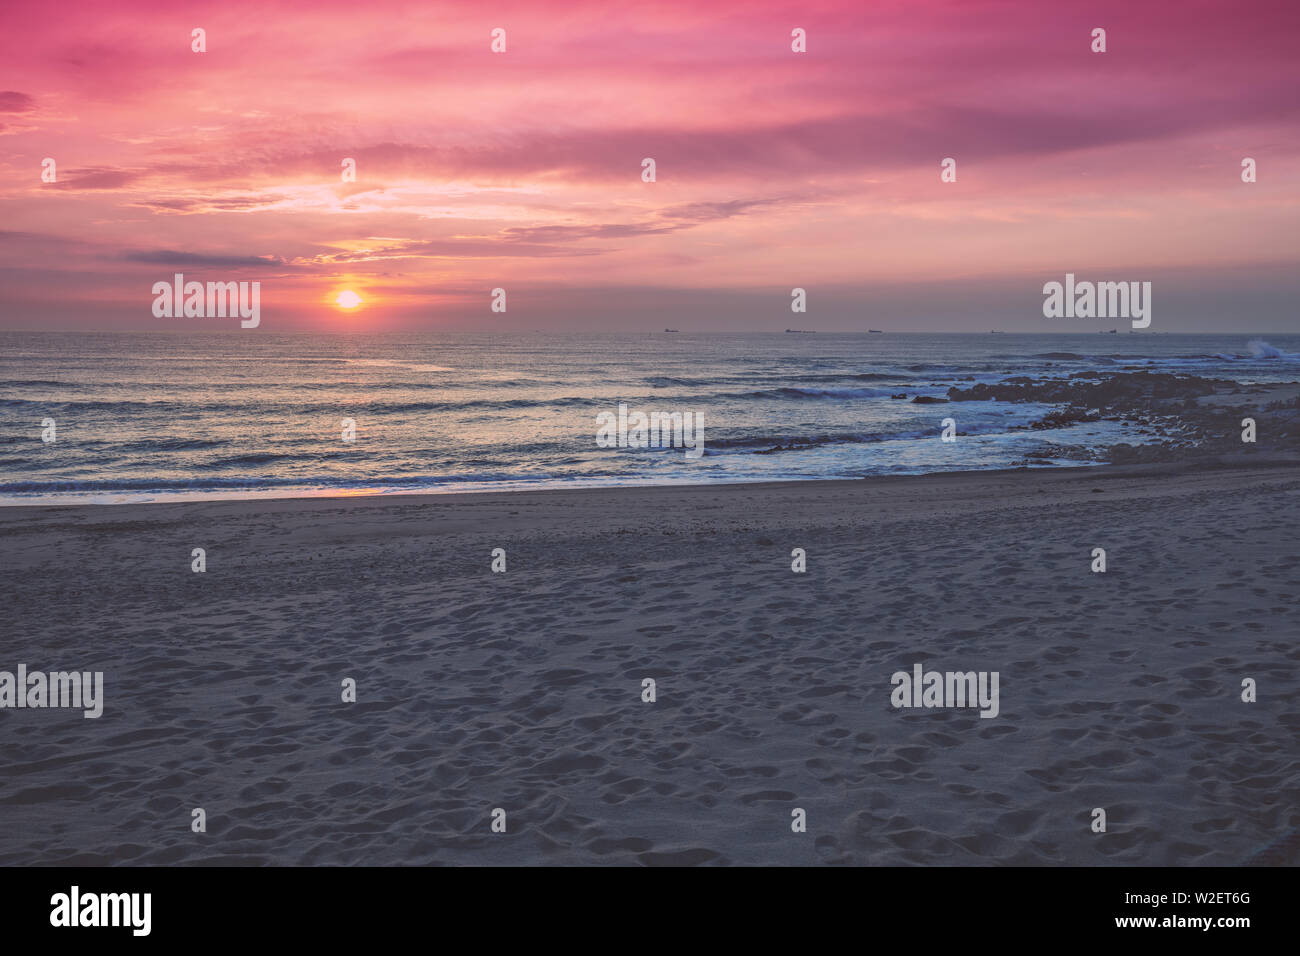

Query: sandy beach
[[1, 456, 1297, 866]]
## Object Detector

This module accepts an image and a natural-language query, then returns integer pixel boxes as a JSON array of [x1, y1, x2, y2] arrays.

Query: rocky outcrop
[[946, 371, 1299, 466], [946, 371, 1233, 409]]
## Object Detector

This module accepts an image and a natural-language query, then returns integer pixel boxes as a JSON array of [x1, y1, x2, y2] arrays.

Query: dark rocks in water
[[911, 395, 949, 404], [1030, 406, 1101, 429], [947, 370, 1232, 409], [890, 393, 908, 399], [1266, 394, 1300, 411], [939, 368, 1297, 465], [1045, 375, 1300, 466]]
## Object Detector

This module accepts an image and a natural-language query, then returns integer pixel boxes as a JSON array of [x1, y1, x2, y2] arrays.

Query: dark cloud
[[121, 251, 289, 268], [0, 91, 35, 112], [50, 167, 142, 190], [658, 199, 783, 222]]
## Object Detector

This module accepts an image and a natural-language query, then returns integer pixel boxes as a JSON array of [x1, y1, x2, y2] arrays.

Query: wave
[[0, 398, 249, 412], [732, 386, 903, 400], [0, 387, 925, 413], [799, 372, 910, 382], [706, 431, 913, 452], [1247, 338, 1300, 361], [643, 375, 706, 387], [705, 420, 1043, 454], [0, 395, 604, 414], [139, 437, 228, 451], [1122, 340, 1300, 363], [203, 452, 310, 467], [343, 359, 455, 372]]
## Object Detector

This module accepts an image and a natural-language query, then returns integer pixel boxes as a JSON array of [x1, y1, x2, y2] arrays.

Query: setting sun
[[335, 290, 363, 310]]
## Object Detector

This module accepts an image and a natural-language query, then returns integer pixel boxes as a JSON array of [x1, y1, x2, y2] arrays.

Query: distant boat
[[868, 329, 884, 333], [785, 328, 815, 333], [990, 330, 1005, 334], [663, 328, 679, 332], [1101, 329, 1117, 334]]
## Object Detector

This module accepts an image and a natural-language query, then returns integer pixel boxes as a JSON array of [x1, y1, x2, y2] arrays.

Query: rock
[[1031, 406, 1102, 429], [947, 371, 1232, 408]]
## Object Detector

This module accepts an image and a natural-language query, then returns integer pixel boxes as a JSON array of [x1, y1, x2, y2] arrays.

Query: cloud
[[658, 199, 785, 222], [121, 250, 290, 268], [1, 0, 1297, 329], [0, 91, 35, 112], [50, 167, 142, 190], [305, 237, 605, 262]]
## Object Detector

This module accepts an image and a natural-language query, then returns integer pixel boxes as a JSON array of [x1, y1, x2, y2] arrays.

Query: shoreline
[[2, 448, 1297, 513]]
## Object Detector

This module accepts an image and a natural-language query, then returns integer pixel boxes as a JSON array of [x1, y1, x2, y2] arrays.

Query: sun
[[335, 290, 363, 310]]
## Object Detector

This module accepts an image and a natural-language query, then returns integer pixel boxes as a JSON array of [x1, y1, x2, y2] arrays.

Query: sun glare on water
[[335, 290, 363, 310]]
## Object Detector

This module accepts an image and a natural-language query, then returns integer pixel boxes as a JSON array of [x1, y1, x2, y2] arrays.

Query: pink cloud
[[0, 0, 1296, 328]]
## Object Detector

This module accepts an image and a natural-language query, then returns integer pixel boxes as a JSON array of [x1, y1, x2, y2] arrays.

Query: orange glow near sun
[[335, 290, 363, 310]]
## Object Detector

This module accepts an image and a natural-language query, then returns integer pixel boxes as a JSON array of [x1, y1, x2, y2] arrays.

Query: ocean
[[2, 330, 1298, 504]]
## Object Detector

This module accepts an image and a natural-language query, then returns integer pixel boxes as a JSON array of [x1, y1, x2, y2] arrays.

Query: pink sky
[[1, 0, 1297, 330]]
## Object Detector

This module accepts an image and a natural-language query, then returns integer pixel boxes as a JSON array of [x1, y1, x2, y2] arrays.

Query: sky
[[0, 0, 1297, 332]]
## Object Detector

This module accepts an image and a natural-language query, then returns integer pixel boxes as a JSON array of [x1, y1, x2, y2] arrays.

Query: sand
[[0, 458, 1297, 866]]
